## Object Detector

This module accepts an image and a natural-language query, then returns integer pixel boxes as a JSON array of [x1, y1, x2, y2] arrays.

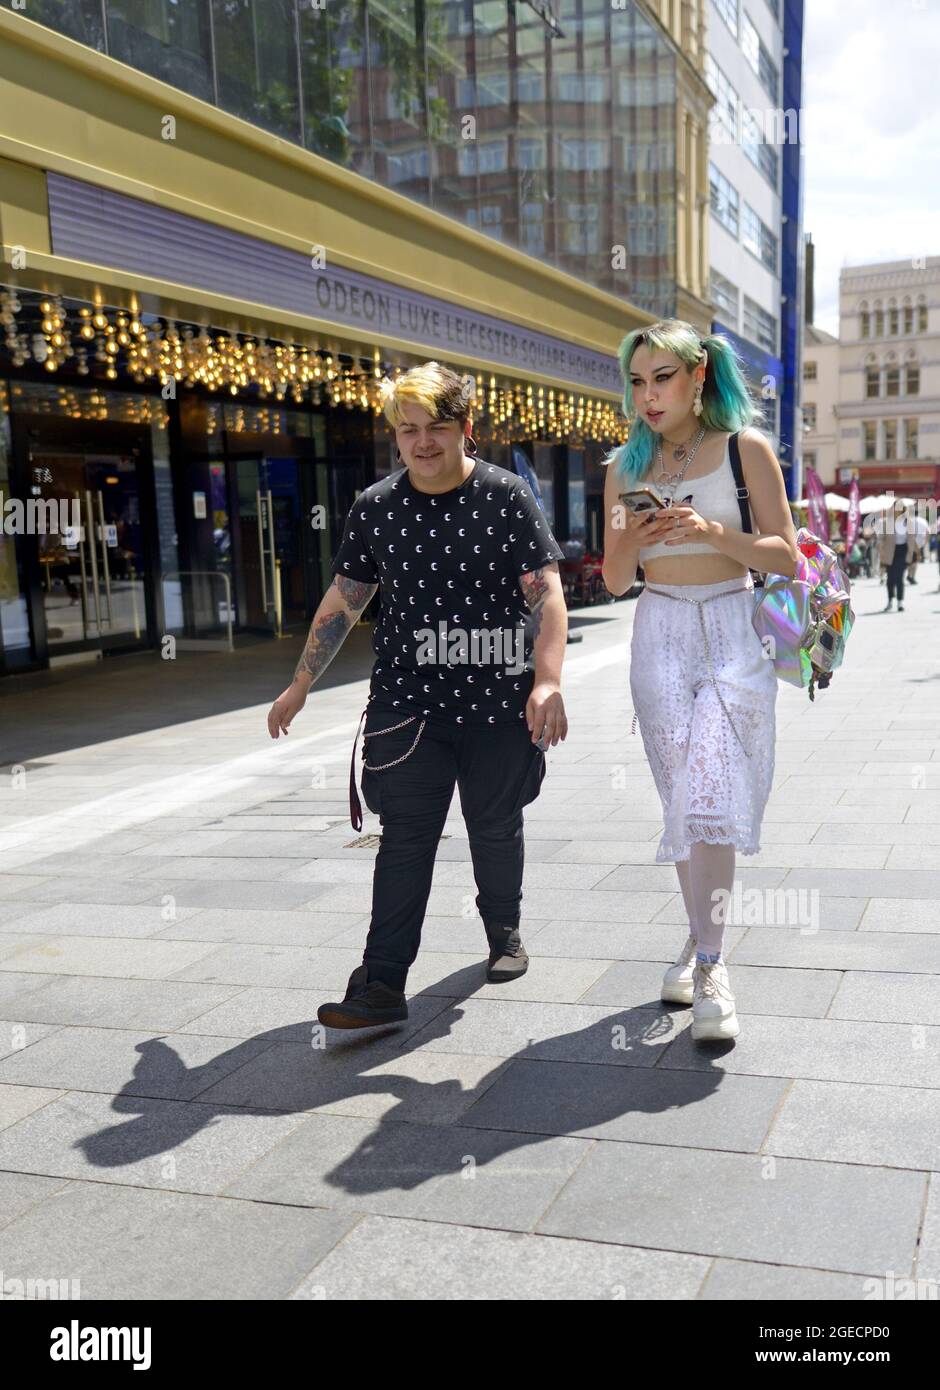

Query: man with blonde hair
[[267, 361, 569, 1026]]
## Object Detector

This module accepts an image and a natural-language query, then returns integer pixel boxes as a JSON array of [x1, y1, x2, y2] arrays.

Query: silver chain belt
[[630, 583, 753, 759], [362, 712, 427, 770]]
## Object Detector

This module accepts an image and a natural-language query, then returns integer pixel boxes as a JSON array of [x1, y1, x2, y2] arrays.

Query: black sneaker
[[486, 926, 529, 983], [317, 964, 408, 1029]]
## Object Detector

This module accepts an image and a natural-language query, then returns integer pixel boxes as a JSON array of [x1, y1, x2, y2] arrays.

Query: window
[[742, 203, 778, 273], [517, 71, 545, 103], [709, 164, 739, 236], [860, 307, 871, 338], [889, 304, 899, 335], [517, 138, 545, 170], [803, 403, 817, 430], [556, 72, 608, 103], [742, 294, 777, 353], [712, 0, 739, 38], [884, 420, 897, 457], [865, 366, 880, 398], [559, 138, 607, 171], [710, 269, 739, 324], [803, 450, 816, 470], [874, 306, 884, 335], [885, 365, 900, 397], [741, 14, 779, 101], [917, 298, 928, 331], [803, 360, 817, 381], [863, 422, 877, 460], [906, 362, 920, 395], [742, 107, 778, 186], [903, 302, 913, 334], [458, 139, 508, 175], [387, 147, 430, 184], [705, 55, 739, 139], [905, 419, 919, 458]]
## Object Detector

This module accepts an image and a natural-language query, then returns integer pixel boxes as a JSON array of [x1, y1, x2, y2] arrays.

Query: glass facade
[[3, 0, 677, 313]]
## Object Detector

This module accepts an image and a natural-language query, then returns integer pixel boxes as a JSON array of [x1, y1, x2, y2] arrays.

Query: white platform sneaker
[[660, 933, 697, 1005], [691, 958, 740, 1041]]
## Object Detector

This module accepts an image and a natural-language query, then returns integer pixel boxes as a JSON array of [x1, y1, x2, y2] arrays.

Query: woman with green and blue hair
[[601, 318, 798, 1043]]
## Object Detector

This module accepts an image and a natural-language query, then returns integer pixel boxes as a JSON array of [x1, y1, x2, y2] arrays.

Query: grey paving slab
[[731, 926, 940, 972], [461, 1057, 785, 1152], [0, 902, 206, 938], [860, 898, 940, 932], [404, 951, 611, 1004], [0, 1170, 71, 1233], [0, 1018, 62, 1061], [0, 934, 224, 980], [917, 1177, 940, 1283], [766, 1079, 940, 1170], [781, 868, 940, 899], [151, 907, 362, 948], [829, 971, 940, 1025], [0, 1025, 282, 1102], [169, 943, 367, 990], [0, 1180, 358, 1300], [652, 894, 869, 931], [583, 960, 841, 1018], [223, 1110, 589, 1231], [290, 1212, 709, 1300], [0, 1089, 310, 1195], [659, 1014, 940, 1089], [136, 879, 323, 910], [402, 996, 690, 1067], [0, 878, 168, 905], [0, 1084, 64, 1135], [701, 1259, 880, 1300], [0, 972, 242, 1031], [536, 1141, 925, 1275], [196, 1038, 511, 1126], [531, 920, 747, 960]]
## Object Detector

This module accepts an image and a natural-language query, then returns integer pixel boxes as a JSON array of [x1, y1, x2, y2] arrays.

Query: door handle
[[96, 489, 113, 626], [83, 489, 104, 635]]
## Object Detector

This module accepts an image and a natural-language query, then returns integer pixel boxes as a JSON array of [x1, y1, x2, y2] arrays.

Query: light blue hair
[[604, 318, 764, 485]]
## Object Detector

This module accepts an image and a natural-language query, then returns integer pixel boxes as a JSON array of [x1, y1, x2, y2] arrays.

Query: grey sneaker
[[486, 926, 529, 982], [317, 964, 408, 1029]]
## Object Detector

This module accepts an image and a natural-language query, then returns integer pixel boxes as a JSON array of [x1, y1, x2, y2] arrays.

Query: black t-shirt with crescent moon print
[[331, 459, 565, 725]]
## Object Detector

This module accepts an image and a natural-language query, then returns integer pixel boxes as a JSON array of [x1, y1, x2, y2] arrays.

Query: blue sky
[[803, 0, 940, 334]]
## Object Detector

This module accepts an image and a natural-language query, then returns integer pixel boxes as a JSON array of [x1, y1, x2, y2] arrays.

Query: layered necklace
[[655, 425, 708, 506]]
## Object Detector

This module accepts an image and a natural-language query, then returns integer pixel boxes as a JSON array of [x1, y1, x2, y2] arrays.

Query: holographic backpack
[[729, 435, 855, 701]]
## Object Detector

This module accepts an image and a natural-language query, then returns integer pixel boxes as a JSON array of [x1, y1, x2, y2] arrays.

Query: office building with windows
[[801, 257, 940, 502], [703, 0, 803, 492]]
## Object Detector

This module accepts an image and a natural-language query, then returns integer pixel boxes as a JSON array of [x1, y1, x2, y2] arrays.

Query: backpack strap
[[727, 431, 764, 590]]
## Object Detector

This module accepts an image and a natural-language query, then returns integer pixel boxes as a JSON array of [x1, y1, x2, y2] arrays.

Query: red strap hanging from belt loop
[[348, 707, 368, 831]]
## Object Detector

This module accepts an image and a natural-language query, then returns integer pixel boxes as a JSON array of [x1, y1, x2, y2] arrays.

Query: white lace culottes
[[629, 575, 777, 863]]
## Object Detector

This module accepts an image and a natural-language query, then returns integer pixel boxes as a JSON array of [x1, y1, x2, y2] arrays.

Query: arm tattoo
[[518, 565, 553, 644], [293, 577, 377, 684], [294, 611, 351, 683], [334, 575, 377, 611]]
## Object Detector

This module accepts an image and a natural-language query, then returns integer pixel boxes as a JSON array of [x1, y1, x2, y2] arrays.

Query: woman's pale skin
[[602, 344, 798, 595]]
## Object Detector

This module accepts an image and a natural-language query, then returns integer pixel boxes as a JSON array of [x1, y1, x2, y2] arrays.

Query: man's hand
[[267, 680, 308, 739], [526, 681, 568, 747]]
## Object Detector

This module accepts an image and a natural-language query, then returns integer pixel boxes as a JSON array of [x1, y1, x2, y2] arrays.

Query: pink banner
[[845, 477, 861, 552], [804, 467, 830, 542]]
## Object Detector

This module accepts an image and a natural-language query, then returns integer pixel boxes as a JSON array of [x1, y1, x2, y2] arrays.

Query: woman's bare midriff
[[642, 552, 749, 586]]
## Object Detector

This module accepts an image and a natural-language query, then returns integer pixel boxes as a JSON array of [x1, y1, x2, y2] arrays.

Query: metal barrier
[[160, 570, 234, 651]]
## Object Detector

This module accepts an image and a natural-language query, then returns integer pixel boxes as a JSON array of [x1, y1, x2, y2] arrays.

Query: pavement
[[0, 565, 939, 1301]]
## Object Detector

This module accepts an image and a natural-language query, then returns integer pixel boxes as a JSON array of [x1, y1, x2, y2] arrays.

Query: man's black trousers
[[357, 697, 546, 991]]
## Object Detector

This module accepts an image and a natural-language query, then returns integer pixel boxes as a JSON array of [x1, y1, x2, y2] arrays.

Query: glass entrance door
[[234, 456, 307, 632], [32, 449, 147, 653]]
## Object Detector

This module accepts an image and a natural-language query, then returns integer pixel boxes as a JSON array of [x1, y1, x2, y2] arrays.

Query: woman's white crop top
[[635, 435, 753, 562]]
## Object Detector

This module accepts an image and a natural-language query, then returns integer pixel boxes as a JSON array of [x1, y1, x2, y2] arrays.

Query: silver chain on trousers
[[630, 584, 753, 759], [362, 713, 427, 770]]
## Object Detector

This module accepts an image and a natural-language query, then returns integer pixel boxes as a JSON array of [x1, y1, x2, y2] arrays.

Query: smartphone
[[619, 488, 666, 515]]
